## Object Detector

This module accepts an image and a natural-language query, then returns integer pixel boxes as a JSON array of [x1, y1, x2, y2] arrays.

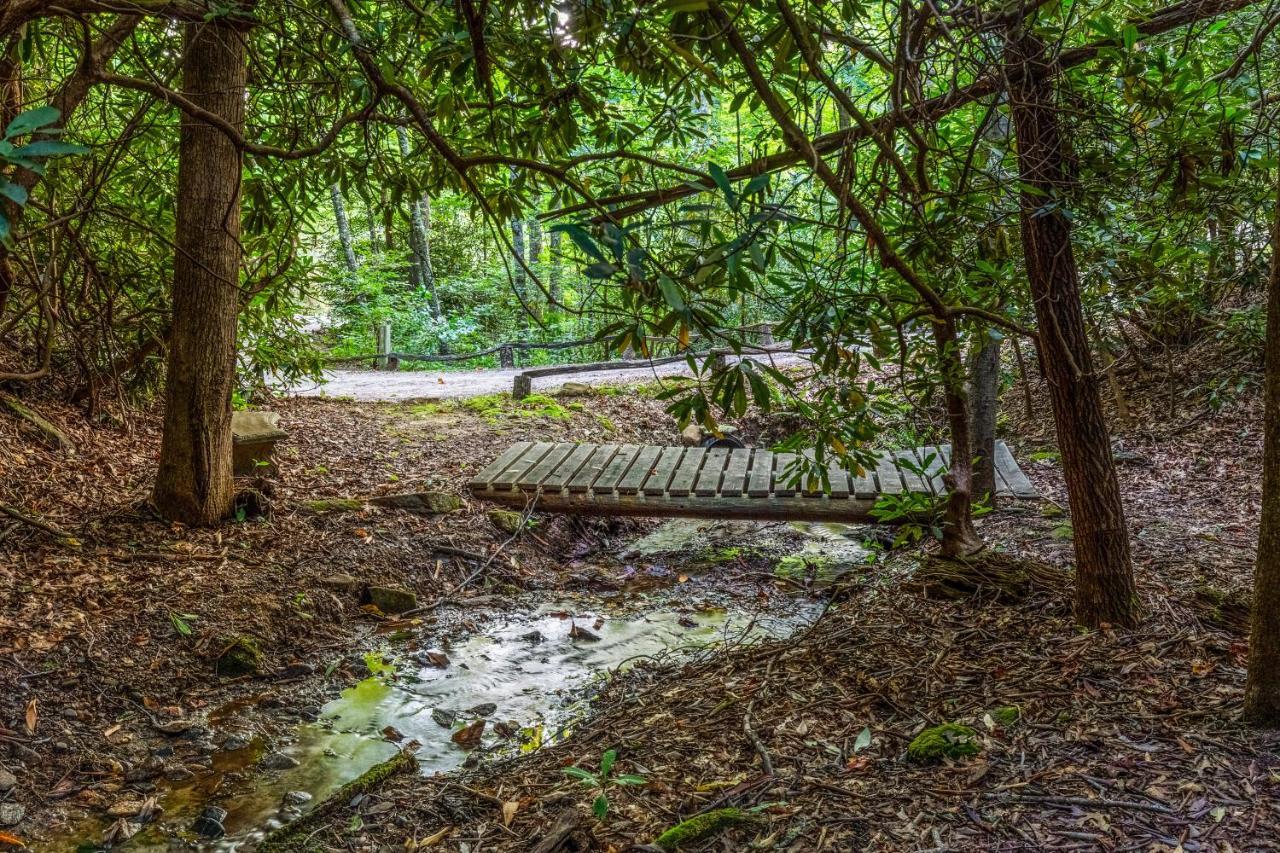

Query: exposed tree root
[[909, 551, 1070, 604]]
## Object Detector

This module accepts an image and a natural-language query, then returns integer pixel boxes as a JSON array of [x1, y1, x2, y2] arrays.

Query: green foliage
[[906, 723, 981, 763], [563, 749, 648, 821]]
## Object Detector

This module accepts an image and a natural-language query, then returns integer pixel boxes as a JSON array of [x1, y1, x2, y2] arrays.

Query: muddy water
[[44, 597, 821, 851]]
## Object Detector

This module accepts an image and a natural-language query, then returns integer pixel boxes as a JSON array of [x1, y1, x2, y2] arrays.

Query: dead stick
[[0, 502, 71, 538]]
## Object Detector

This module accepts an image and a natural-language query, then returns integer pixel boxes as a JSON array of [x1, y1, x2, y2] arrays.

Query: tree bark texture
[[330, 183, 358, 272], [934, 316, 984, 557], [151, 15, 248, 526], [968, 328, 1002, 501], [548, 227, 563, 306], [1006, 29, 1138, 627], [1245, 174, 1280, 725]]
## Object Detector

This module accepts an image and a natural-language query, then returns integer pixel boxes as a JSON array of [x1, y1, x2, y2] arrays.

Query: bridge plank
[[747, 450, 774, 498], [875, 452, 904, 494], [694, 447, 731, 497], [520, 443, 576, 489], [721, 448, 752, 497], [470, 441, 533, 489], [826, 456, 851, 499], [543, 443, 597, 491], [894, 449, 929, 493], [773, 452, 798, 497], [642, 447, 685, 496], [593, 445, 641, 495], [492, 442, 553, 490], [618, 446, 662, 495], [849, 458, 878, 499], [568, 444, 618, 493], [996, 440, 1037, 498], [668, 447, 707, 497]]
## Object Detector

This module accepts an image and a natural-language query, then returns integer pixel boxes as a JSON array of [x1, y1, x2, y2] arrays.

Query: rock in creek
[[214, 635, 264, 678], [468, 702, 498, 717], [192, 805, 227, 838], [260, 751, 301, 770], [431, 708, 457, 728], [282, 790, 312, 807]]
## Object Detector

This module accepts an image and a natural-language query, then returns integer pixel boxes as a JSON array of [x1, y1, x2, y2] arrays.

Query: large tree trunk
[[1007, 29, 1138, 627], [935, 316, 984, 557], [1245, 175, 1280, 725], [151, 14, 248, 526]]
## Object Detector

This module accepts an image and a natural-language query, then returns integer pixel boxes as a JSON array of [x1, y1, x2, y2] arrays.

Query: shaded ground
[[1, 334, 1276, 851], [291, 352, 811, 402]]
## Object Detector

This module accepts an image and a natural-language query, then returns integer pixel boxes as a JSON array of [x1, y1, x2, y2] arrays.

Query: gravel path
[[288, 353, 810, 402]]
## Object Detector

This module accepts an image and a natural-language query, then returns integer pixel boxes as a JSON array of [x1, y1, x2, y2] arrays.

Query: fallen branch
[[985, 793, 1175, 815], [0, 502, 72, 539]]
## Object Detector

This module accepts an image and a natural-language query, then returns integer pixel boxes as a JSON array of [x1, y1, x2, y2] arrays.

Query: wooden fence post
[[376, 321, 392, 369], [512, 373, 532, 401], [499, 345, 515, 368], [760, 323, 774, 346]]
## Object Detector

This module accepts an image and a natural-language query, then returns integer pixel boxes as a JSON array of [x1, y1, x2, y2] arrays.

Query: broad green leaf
[[4, 106, 60, 140]]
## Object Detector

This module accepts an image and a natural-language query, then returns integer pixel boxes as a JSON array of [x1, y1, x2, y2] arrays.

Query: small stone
[[192, 805, 227, 838], [151, 718, 194, 735], [906, 723, 981, 763], [569, 623, 600, 642], [362, 586, 418, 614], [431, 708, 456, 728], [279, 662, 315, 679], [260, 752, 301, 771], [321, 574, 361, 590], [282, 791, 312, 807], [556, 381, 593, 397], [0, 802, 24, 826], [165, 766, 196, 783], [467, 703, 497, 717], [221, 734, 251, 752], [368, 491, 463, 514], [0, 768, 16, 792], [107, 798, 146, 818], [680, 422, 702, 446], [519, 630, 544, 644], [487, 508, 524, 534], [418, 650, 449, 668]]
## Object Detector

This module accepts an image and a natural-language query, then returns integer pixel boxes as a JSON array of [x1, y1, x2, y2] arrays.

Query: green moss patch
[[488, 508, 526, 534], [301, 497, 365, 513], [906, 723, 981, 763], [654, 808, 761, 850], [989, 705, 1021, 726], [215, 636, 263, 678]]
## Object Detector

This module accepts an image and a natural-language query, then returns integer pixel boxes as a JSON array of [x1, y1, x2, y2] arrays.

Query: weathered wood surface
[[469, 441, 1036, 521]]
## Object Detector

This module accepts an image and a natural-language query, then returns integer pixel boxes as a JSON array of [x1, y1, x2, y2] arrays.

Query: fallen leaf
[[24, 700, 36, 736], [406, 826, 452, 848], [0, 832, 26, 848], [501, 800, 519, 827], [451, 720, 485, 748]]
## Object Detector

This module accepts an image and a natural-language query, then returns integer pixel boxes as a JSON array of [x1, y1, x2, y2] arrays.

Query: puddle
[[778, 522, 876, 586], [41, 597, 819, 851]]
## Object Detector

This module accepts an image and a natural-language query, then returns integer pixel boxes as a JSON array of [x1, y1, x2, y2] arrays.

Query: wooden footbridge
[[469, 440, 1036, 522]]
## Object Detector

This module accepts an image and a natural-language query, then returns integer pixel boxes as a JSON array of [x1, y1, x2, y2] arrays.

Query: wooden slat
[[694, 447, 731, 497], [773, 452, 798, 497], [568, 444, 618, 493], [894, 449, 930, 493], [826, 456, 851, 499], [875, 452, 904, 495], [848, 458, 878, 499], [746, 450, 774, 498], [492, 442, 553, 489], [914, 445, 946, 495], [542, 444, 597, 491], [667, 447, 707, 497], [617, 446, 662, 495], [642, 447, 685, 496], [721, 448, 752, 497], [995, 440, 1037, 498], [519, 443, 575, 489], [592, 445, 641, 495], [470, 441, 532, 488]]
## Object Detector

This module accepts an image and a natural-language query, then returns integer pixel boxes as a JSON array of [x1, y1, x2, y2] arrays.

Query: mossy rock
[[362, 586, 418, 614], [556, 381, 594, 397], [906, 723, 981, 763], [301, 497, 365, 513], [654, 808, 761, 850], [487, 508, 525, 534], [215, 636, 263, 677], [368, 491, 463, 514]]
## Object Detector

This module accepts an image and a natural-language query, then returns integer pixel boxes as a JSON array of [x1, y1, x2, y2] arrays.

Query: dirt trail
[[289, 353, 811, 401]]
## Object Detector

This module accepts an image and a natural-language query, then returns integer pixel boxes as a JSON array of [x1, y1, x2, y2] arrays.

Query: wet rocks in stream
[[260, 751, 301, 771], [192, 805, 228, 838]]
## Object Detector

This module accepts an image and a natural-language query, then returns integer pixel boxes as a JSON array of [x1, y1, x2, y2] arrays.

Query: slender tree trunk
[[511, 217, 528, 330], [152, 12, 249, 526], [1007, 28, 1138, 627], [968, 327, 1002, 501], [548, 228, 563, 307], [936, 317, 984, 557], [1245, 174, 1280, 725], [330, 184, 358, 272], [395, 126, 441, 320]]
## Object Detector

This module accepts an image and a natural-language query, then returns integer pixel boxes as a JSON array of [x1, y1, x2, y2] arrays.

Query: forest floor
[[0, 339, 1275, 851]]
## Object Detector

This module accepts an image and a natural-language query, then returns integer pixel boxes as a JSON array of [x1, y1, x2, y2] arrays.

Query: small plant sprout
[[563, 748, 647, 821]]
